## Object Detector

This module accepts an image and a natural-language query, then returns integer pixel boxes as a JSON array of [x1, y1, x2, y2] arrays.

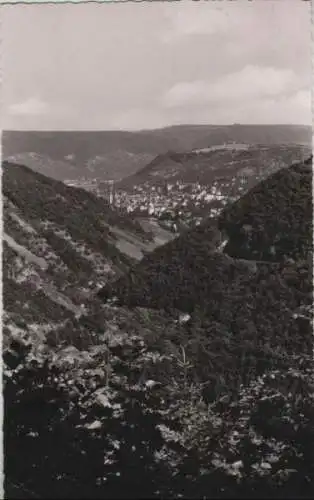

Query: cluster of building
[[111, 179, 246, 227], [64, 175, 252, 229]]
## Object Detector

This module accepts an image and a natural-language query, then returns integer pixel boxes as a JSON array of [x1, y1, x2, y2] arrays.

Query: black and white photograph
[[1, 0, 313, 498]]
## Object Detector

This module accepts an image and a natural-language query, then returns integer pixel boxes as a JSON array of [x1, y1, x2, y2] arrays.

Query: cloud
[[8, 97, 49, 116], [159, 89, 311, 127], [161, 1, 280, 44], [162, 66, 300, 108], [291, 89, 311, 110], [235, 91, 312, 125], [161, 4, 231, 42], [161, 1, 310, 49], [2, 2, 311, 130]]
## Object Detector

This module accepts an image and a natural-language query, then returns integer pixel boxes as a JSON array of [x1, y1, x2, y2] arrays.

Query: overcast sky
[[2, 0, 312, 131]]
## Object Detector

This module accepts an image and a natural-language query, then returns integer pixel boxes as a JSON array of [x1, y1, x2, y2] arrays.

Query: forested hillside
[[219, 156, 313, 261]]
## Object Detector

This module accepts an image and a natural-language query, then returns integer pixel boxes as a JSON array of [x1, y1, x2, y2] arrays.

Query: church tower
[[109, 180, 115, 206]]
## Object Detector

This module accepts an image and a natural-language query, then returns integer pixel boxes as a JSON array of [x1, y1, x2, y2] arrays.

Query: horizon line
[[1, 123, 312, 134]]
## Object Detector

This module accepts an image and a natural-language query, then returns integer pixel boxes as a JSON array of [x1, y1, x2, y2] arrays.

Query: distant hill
[[4, 151, 155, 183], [155, 124, 312, 149], [118, 143, 311, 191], [2, 161, 174, 341], [2, 124, 311, 181]]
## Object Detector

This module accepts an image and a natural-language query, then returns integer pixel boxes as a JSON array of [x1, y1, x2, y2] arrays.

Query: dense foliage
[[181, 357, 314, 499], [219, 157, 313, 261], [4, 330, 184, 499], [4, 323, 314, 498]]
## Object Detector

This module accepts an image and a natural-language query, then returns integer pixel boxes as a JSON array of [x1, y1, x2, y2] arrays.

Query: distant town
[[65, 177, 240, 229], [64, 161, 276, 230]]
